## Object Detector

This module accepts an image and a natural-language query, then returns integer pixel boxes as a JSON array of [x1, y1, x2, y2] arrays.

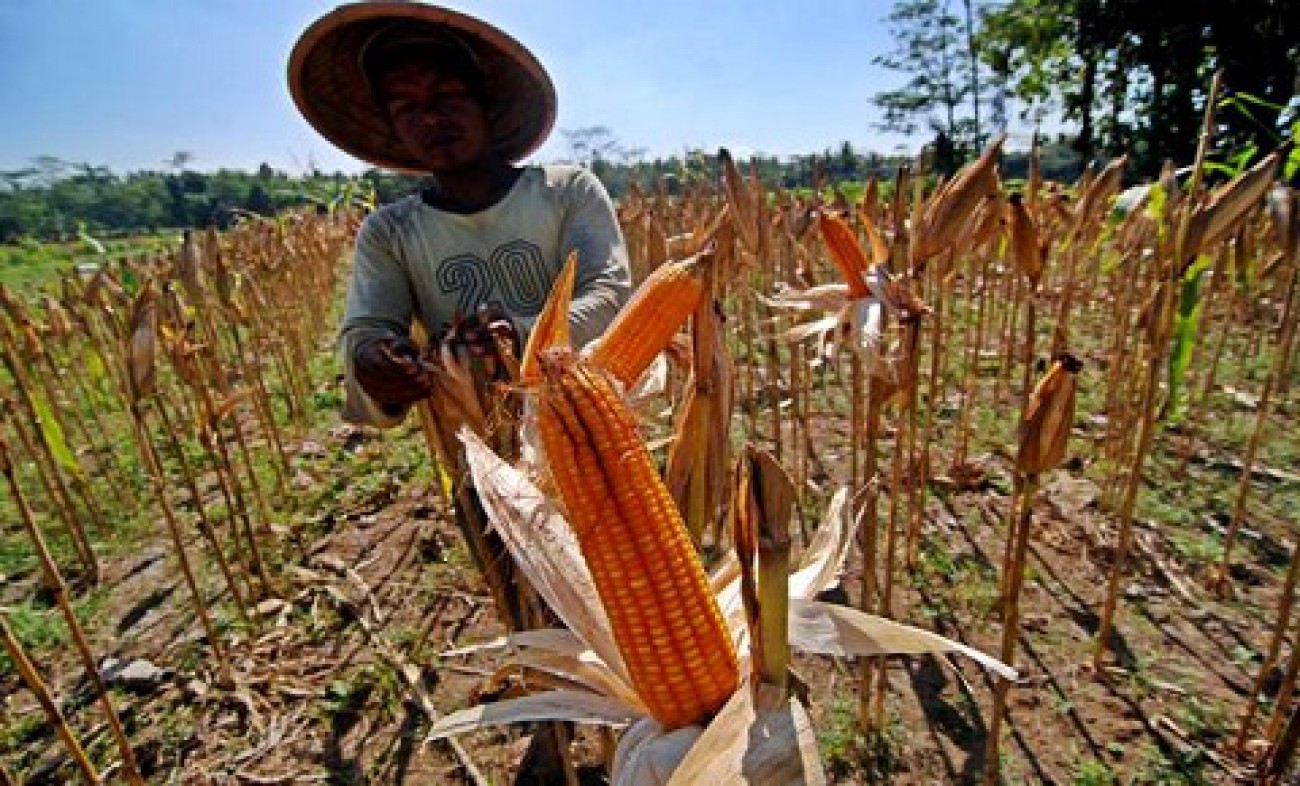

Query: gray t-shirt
[[341, 163, 631, 426]]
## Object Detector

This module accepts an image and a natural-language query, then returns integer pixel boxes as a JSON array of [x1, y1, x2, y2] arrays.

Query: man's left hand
[[457, 302, 519, 360]]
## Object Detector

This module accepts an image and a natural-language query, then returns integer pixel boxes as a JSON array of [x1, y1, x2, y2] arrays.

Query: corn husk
[[1184, 148, 1285, 260], [720, 148, 761, 254], [520, 250, 578, 383], [1007, 193, 1045, 286], [449, 404, 1015, 784], [910, 135, 1005, 267], [461, 429, 628, 683], [126, 283, 158, 402], [1016, 354, 1081, 476], [430, 689, 643, 738], [1071, 155, 1128, 240], [817, 212, 876, 298]]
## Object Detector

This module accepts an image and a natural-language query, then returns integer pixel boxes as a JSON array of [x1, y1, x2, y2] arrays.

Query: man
[[289, 7, 630, 781], [289, 3, 631, 426]]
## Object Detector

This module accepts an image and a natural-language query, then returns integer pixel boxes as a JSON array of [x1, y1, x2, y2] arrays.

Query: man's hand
[[455, 302, 519, 360], [353, 336, 434, 409]]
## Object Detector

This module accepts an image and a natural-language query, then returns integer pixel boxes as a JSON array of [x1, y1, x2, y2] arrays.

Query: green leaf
[[30, 388, 81, 476], [1164, 255, 1213, 423]]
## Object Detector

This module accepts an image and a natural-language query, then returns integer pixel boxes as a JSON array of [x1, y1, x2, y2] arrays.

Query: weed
[[1174, 696, 1231, 743], [0, 600, 66, 676], [917, 538, 959, 582], [1131, 743, 1212, 785], [323, 663, 403, 722], [1169, 532, 1224, 569], [1051, 686, 1074, 716], [1229, 643, 1260, 668], [1073, 756, 1117, 786], [818, 695, 903, 781]]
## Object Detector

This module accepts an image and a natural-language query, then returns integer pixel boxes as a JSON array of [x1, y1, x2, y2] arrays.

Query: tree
[[978, 0, 1300, 177], [561, 126, 622, 168], [873, 0, 989, 171], [166, 151, 194, 171]]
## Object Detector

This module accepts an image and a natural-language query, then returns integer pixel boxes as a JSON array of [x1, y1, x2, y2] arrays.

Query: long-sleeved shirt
[[340, 163, 631, 426]]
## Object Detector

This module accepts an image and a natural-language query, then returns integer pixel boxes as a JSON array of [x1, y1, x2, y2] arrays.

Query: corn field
[[1, 130, 1299, 784]]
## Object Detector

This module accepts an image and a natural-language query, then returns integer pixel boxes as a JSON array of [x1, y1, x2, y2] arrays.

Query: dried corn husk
[[720, 148, 760, 254], [126, 283, 158, 402], [910, 135, 1005, 267], [1007, 193, 1045, 286], [1184, 148, 1286, 260], [1016, 353, 1082, 476]]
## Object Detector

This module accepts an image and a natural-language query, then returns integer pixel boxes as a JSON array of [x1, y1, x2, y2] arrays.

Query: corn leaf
[[426, 689, 641, 741], [787, 598, 1017, 680], [1164, 254, 1214, 424], [29, 390, 79, 475]]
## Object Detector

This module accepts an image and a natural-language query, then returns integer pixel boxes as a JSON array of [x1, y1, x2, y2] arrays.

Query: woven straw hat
[[288, 2, 557, 172]]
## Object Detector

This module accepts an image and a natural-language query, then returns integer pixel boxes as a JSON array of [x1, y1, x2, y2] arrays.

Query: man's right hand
[[353, 337, 435, 409]]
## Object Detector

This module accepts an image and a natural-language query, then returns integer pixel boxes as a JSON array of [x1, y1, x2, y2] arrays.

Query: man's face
[[379, 60, 490, 172]]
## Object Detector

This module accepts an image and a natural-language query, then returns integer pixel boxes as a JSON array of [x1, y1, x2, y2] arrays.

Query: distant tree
[[166, 151, 195, 171], [561, 126, 623, 168], [246, 183, 275, 216], [873, 0, 987, 171]]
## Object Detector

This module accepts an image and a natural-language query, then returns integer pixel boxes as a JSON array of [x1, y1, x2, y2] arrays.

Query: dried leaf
[[460, 429, 629, 683], [426, 689, 641, 741], [761, 283, 849, 314], [1016, 354, 1081, 476], [787, 598, 1016, 680], [1185, 148, 1285, 257], [788, 488, 850, 600]]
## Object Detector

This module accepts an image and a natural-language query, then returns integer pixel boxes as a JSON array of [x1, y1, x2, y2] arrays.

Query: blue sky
[[0, 0, 931, 175]]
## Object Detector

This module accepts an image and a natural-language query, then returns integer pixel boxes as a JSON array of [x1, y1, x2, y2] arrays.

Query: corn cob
[[588, 254, 705, 388], [536, 349, 740, 729]]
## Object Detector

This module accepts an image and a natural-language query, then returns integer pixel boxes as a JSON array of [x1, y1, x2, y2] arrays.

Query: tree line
[[1, 139, 1093, 243], [0, 158, 375, 242]]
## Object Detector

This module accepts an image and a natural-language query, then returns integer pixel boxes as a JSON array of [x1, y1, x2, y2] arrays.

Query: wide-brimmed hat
[[288, 2, 557, 172]]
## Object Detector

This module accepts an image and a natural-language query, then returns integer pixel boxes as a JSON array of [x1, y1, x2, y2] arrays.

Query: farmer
[[288, 2, 631, 427]]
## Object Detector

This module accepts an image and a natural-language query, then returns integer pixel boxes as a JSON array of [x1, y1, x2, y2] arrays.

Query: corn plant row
[[0, 209, 354, 780], [611, 132, 1296, 779]]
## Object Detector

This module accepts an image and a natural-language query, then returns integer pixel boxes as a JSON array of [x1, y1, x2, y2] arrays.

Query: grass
[[1168, 531, 1225, 570], [0, 233, 177, 292], [1132, 743, 1213, 785], [0, 587, 109, 676], [818, 694, 903, 782], [1173, 695, 1232, 744], [1072, 756, 1118, 786]]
